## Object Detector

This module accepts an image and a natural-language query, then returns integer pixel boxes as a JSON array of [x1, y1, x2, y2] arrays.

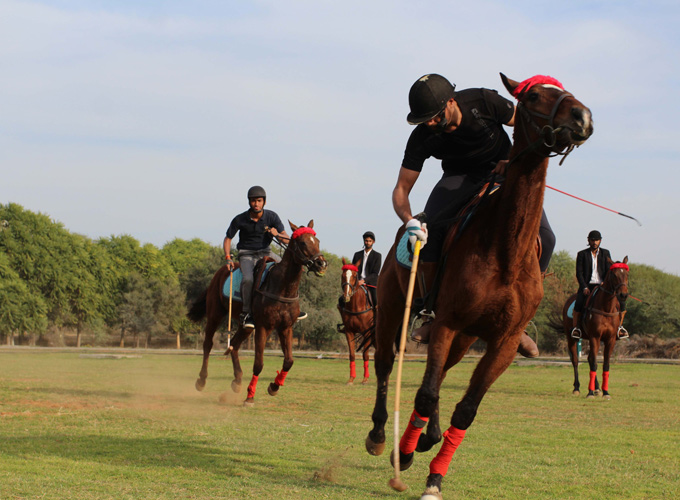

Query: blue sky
[[2, 0, 679, 276]]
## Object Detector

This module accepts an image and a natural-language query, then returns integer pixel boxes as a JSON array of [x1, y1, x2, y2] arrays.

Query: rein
[[271, 234, 323, 273]]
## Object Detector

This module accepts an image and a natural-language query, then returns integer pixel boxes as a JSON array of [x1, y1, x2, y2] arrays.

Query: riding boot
[[617, 311, 629, 339], [517, 330, 539, 358], [571, 311, 582, 339], [410, 262, 439, 344]]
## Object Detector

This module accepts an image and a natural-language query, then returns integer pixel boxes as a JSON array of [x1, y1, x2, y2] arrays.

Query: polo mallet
[[227, 271, 233, 349], [389, 239, 422, 492]]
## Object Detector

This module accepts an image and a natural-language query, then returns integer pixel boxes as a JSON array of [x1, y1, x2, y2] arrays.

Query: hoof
[[346, 378, 355, 385], [390, 449, 414, 471], [195, 378, 206, 392], [593, 389, 601, 396], [365, 434, 386, 456], [225, 346, 233, 356], [586, 394, 596, 400], [361, 377, 369, 385], [267, 383, 280, 396], [244, 397, 255, 407], [218, 392, 228, 404], [420, 487, 443, 500], [572, 390, 580, 396], [231, 379, 242, 393]]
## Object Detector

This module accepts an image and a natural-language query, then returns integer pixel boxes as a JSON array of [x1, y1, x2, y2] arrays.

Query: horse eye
[[528, 91, 540, 102]]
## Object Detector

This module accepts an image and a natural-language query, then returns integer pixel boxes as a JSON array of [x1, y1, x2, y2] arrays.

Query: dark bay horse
[[188, 221, 327, 406], [365, 74, 593, 499], [562, 257, 629, 399], [337, 258, 375, 385]]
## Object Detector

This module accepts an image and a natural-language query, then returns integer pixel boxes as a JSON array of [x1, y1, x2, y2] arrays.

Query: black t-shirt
[[225, 209, 285, 251], [402, 88, 514, 180]]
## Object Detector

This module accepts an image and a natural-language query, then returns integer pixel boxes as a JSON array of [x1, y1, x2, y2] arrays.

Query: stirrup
[[298, 311, 308, 320], [417, 309, 436, 321], [570, 327, 582, 339], [617, 326, 629, 339]]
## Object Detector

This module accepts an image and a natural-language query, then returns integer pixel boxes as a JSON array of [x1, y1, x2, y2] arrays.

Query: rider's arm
[[504, 107, 516, 127], [392, 167, 421, 224]]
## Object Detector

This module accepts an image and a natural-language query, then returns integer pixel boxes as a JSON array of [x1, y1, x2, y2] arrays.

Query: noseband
[[289, 236, 324, 272]]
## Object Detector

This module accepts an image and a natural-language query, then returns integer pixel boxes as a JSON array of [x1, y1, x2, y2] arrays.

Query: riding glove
[[405, 218, 428, 249]]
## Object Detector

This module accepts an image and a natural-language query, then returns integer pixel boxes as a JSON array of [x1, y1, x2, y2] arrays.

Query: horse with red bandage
[[562, 257, 630, 399], [337, 258, 375, 384], [188, 221, 327, 406], [365, 73, 593, 499]]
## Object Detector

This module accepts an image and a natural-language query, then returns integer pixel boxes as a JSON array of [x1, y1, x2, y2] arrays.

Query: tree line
[[2, 203, 679, 353]]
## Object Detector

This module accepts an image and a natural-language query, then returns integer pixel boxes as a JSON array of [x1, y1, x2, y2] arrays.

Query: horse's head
[[501, 73, 593, 161], [604, 255, 630, 303], [288, 220, 327, 277], [340, 257, 360, 303]]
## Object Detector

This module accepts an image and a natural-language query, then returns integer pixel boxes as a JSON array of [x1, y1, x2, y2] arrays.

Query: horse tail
[[187, 290, 208, 323]]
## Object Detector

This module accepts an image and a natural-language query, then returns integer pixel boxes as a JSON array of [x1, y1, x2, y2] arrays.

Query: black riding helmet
[[407, 74, 456, 125], [363, 231, 375, 241], [247, 185, 267, 200]]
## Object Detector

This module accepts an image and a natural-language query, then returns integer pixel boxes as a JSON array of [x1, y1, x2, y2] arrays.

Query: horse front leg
[[601, 337, 615, 400], [196, 315, 223, 391], [420, 333, 519, 499], [268, 326, 294, 396], [244, 325, 268, 407], [345, 331, 357, 385], [226, 325, 253, 394], [567, 337, 581, 395], [587, 337, 601, 399]]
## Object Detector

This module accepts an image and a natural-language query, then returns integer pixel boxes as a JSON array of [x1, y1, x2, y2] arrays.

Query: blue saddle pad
[[566, 300, 575, 319], [222, 262, 275, 301], [396, 233, 415, 270]]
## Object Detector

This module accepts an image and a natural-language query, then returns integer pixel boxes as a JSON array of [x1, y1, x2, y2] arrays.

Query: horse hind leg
[[196, 314, 224, 391], [567, 338, 580, 395], [361, 342, 371, 384], [346, 332, 357, 385]]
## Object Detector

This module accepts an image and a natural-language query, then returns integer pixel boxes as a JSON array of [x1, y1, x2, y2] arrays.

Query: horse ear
[[308, 220, 314, 228], [289, 220, 299, 232], [342, 257, 347, 265], [623, 256, 628, 264], [500, 73, 519, 96]]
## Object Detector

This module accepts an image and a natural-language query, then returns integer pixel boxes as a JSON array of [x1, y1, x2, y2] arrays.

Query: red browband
[[291, 227, 316, 239], [342, 264, 359, 272], [610, 263, 629, 271], [512, 75, 564, 98]]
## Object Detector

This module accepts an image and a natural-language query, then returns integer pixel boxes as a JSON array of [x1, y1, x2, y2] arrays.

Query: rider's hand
[[357, 279, 365, 286], [405, 218, 428, 249], [225, 256, 234, 271], [583, 287, 590, 296], [268, 227, 279, 238]]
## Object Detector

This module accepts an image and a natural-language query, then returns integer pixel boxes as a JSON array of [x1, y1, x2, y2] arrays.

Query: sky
[[2, 0, 679, 276]]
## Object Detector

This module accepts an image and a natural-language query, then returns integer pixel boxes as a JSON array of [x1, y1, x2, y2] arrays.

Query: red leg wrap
[[363, 360, 369, 379], [429, 426, 466, 477], [349, 361, 356, 379], [603, 371, 609, 391], [399, 409, 429, 455], [589, 371, 597, 391], [274, 370, 288, 386], [247, 375, 259, 398]]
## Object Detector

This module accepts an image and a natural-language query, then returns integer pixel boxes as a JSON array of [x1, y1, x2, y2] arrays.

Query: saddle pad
[[222, 262, 275, 301], [396, 233, 415, 269], [566, 300, 575, 319]]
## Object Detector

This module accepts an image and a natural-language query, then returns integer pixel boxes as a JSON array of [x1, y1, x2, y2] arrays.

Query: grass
[[0, 349, 678, 500]]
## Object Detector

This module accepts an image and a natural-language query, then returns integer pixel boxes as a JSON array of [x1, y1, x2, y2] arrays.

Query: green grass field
[[1, 349, 678, 500]]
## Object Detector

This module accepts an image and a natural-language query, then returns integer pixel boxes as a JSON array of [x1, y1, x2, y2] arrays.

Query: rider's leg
[[538, 210, 555, 274], [239, 252, 257, 327]]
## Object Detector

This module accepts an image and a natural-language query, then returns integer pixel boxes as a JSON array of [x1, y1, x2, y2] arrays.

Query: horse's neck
[[594, 280, 620, 313], [268, 251, 303, 297], [348, 285, 368, 310], [494, 138, 549, 280]]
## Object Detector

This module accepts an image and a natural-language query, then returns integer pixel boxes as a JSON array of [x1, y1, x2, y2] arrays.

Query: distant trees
[[1, 202, 679, 351]]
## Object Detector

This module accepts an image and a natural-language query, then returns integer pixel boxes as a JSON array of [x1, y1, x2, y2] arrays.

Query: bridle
[[511, 88, 577, 167], [272, 234, 324, 273]]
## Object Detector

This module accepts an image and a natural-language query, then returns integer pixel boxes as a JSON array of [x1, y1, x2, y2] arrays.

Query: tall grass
[[0, 350, 678, 499]]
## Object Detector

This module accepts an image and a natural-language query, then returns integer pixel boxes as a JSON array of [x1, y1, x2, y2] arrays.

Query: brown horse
[[188, 220, 327, 405], [364, 74, 593, 499], [562, 257, 629, 399], [337, 258, 375, 385]]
